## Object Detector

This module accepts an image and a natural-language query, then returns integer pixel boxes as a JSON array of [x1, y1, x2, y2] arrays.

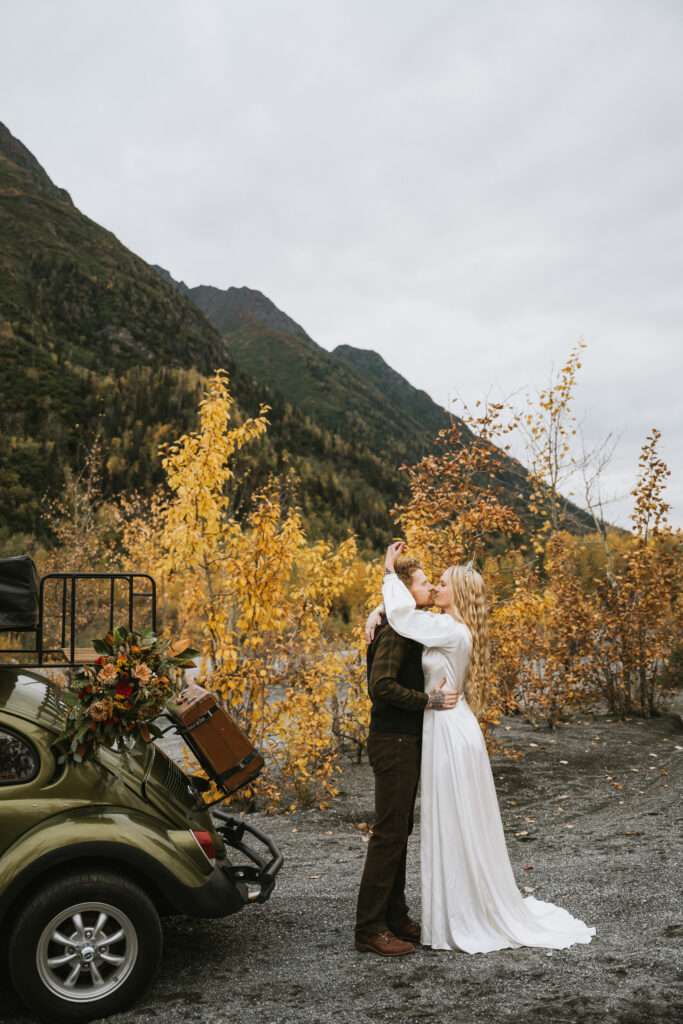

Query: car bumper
[[213, 810, 284, 905], [167, 813, 283, 917]]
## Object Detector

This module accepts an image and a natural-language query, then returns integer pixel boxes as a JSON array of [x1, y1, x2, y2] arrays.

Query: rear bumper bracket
[[213, 810, 284, 904]]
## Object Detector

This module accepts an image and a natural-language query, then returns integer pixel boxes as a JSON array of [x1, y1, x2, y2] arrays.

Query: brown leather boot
[[389, 920, 421, 943], [354, 929, 415, 956]]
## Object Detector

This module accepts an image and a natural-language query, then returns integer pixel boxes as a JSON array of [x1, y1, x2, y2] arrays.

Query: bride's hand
[[385, 540, 407, 573], [427, 677, 461, 710], [364, 606, 384, 643]]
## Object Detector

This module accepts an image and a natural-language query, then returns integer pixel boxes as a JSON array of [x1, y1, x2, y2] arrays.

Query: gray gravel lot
[[2, 708, 682, 1024]]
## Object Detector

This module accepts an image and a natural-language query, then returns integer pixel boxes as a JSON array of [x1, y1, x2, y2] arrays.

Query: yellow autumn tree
[[124, 370, 359, 810], [391, 397, 525, 749], [585, 430, 682, 716]]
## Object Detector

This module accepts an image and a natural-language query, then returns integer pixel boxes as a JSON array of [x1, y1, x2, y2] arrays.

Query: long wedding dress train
[[382, 574, 596, 953]]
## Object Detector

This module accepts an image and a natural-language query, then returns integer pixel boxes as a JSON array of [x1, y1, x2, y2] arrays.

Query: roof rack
[[0, 561, 157, 669]]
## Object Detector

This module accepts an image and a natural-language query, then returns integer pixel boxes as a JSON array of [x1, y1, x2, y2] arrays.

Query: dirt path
[[3, 708, 682, 1024]]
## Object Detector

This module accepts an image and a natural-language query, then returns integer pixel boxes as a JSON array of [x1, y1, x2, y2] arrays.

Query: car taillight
[[191, 829, 216, 863]]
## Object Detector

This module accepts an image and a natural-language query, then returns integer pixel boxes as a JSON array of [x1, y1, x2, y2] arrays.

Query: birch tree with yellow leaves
[[123, 370, 360, 810]]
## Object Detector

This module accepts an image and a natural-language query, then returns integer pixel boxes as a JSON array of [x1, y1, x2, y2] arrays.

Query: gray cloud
[[2, 0, 681, 526]]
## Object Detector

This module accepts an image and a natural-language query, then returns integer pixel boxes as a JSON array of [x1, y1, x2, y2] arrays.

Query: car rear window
[[0, 727, 40, 785]]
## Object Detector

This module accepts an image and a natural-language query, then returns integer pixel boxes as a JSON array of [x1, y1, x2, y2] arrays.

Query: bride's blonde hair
[[444, 565, 489, 715]]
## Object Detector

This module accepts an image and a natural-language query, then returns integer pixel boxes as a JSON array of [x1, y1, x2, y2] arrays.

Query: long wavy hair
[[443, 565, 490, 714]]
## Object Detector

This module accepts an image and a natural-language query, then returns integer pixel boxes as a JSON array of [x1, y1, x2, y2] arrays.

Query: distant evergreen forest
[[0, 120, 591, 560]]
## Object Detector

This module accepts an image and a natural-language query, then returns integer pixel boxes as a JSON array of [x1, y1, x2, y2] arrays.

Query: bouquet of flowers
[[57, 625, 198, 768]]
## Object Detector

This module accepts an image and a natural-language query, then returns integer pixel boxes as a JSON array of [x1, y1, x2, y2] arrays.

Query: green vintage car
[[0, 667, 283, 1023]]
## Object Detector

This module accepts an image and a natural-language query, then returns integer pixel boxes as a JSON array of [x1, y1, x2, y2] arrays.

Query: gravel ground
[[2, 706, 682, 1024]]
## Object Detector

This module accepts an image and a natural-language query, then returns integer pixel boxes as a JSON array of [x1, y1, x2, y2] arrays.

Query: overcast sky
[[2, 0, 682, 528]]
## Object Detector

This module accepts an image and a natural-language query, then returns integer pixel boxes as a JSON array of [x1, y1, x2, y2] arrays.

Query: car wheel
[[9, 869, 162, 1024]]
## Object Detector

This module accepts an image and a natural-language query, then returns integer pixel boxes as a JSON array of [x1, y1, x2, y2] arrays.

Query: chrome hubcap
[[36, 901, 138, 1002]]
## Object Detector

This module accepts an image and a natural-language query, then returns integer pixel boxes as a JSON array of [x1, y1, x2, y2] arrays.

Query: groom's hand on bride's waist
[[427, 678, 461, 710]]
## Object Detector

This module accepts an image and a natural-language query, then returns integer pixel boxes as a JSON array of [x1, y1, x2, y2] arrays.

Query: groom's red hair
[[395, 556, 421, 589]]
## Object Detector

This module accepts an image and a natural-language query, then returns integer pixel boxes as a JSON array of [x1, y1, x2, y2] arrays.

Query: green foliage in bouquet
[[56, 625, 199, 771]]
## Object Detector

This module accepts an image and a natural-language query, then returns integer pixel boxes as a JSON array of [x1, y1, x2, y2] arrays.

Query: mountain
[[332, 344, 451, 442], [154, 269, 452, 464], [0, 122, 410, 551], [0, 121, 592, 556]]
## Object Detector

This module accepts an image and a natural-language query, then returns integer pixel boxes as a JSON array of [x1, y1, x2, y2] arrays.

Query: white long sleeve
[[382, 573, 470, 651]]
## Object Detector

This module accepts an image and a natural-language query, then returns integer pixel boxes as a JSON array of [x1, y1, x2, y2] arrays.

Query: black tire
[[9, 868, 162, 1024]]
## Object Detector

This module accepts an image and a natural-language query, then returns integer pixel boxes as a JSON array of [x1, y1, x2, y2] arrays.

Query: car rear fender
[[0, 805, 218, 926]]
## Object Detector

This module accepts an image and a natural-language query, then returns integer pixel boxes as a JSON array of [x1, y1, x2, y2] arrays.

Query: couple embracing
[[354, 541, 596, 956]]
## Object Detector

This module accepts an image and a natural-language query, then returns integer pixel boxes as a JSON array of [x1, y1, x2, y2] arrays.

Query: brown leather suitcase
[[170, 683, 264, 795]]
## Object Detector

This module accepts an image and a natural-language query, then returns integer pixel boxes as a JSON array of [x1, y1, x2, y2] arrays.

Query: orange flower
[[132, 662, 152, 684], [98, 663, 117, 684]]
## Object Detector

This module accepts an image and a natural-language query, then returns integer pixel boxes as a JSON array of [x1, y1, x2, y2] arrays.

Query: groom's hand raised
[[427, 677, 461, 710]]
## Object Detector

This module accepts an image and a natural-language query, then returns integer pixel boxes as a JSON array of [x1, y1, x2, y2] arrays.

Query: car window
[[0, 727, 40, 785]]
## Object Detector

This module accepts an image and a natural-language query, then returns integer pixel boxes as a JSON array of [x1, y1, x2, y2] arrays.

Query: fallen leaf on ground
[[557, 794, 569, 800], [291, 828, 299, 833], [325, 830, 334, 835], [565, 824, 575, 829], [523, 886, 536, 893], [515, 830, 529, 837], [559, 760, 569, 765], [524, 865, 534, 870]]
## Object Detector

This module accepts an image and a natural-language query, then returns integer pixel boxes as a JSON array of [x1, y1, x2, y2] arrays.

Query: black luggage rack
[[0, 558, 156, 669]]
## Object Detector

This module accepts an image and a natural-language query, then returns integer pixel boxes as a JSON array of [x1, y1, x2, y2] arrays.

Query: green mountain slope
[[157, 269, 452, 462], [0, 121, 592, 556], [0, 123, 409, 551], [332, 344, 451, 442]]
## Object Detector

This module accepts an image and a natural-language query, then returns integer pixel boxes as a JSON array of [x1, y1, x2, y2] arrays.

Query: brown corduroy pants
[[354, 730, 421, 936]]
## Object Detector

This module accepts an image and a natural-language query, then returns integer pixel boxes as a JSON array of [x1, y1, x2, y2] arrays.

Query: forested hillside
[[0, 123, 420, 552], [155, 267, 454, 455], [0, 121, 592, 557]]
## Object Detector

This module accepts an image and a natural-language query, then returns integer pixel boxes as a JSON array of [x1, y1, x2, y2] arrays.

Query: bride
[[379, 541, 596, 953]]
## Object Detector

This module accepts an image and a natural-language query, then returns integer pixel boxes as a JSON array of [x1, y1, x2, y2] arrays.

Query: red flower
[[116, 679, 133, 698], [94, 656, 104, 667], [77, 690, 84, 700]]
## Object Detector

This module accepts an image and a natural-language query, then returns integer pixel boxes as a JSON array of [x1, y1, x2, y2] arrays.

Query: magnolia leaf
[[167, 637, 194, 658], [113, 626, 128, 647]]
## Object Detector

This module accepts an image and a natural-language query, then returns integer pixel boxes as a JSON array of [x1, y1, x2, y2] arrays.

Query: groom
[[354, 546, 459, 956]]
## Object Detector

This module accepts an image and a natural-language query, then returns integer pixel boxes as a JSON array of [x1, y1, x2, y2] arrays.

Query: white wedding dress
[[383, 574, 596, 953]]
